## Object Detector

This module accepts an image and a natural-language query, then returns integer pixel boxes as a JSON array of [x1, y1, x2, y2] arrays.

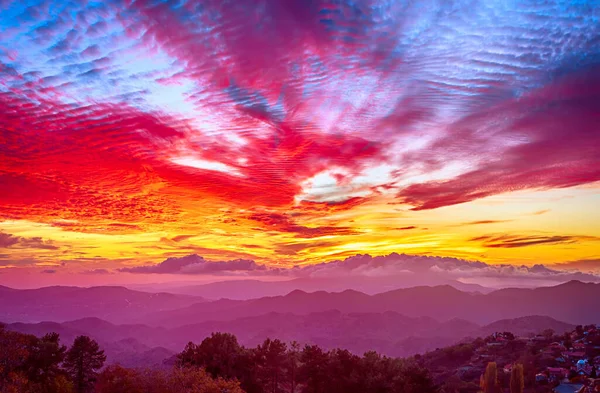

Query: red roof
[[548, 367, 568, 374]]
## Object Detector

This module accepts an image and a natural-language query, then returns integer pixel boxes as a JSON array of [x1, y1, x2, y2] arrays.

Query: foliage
[[0, 324, 72, 393], [481, 362, 499, 393], [96, 365, 244, 393], [24, 332, 68, 392], [177, 335, 438, 393], [63, 335, 107, 393], [0, 324, 461, 393], [510, 364, 524, 393], [177, 332, 247, 380], [254, 338, 288, 393], [7, 322, 597, 393], [96, 364, 145, 393]]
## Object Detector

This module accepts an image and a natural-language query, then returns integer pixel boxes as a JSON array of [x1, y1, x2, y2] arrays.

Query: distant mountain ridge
[[0, 285, 204, 323], [140, 280, 600, 327], [1, 280, 597, 329], [138, 276, 492, 300]]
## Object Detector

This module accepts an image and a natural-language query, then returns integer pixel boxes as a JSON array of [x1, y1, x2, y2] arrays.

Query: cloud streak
[[552, 259, 600, 273], [470, 234, 599, 249]]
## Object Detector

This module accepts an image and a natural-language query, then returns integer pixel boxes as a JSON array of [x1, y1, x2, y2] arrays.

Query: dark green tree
[[177, 332, 260, 393], [24, 332, 67, 392], [542, 329, 555, 340], [255, 338, 287, 393], [63, 336, 106, 393], [503, 332, 515, 340], [177, 332, 242, 380], [298, 344, 330, 393], [325, 349, 364, 393], [394, 359, 438, 393], [284, 341, 301, 393], [563, 332, 572, 349], [361, 351, 395, 393]]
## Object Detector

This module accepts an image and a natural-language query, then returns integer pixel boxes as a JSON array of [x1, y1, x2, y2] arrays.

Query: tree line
[[176, 332, 438, 393], [1, 326, 105, 393], [1, 325, 438, 393]]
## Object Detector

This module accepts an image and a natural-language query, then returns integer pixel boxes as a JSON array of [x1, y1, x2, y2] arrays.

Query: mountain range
[[131, 276, 493, 299], [1, 280, 597, 366], [138, 280, 600, 327], [0, 281, 600, 366], [2, 280, 599, 326], [0, 284, 203, 323]]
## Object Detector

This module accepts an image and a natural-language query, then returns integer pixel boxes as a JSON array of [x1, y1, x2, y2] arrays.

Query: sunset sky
[[1, 0, 599, 286]]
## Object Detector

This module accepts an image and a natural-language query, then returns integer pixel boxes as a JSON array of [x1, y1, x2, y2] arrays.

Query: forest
[[0, 324, 437, 393]]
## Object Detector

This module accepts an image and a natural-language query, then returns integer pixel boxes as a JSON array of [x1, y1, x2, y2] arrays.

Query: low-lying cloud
[[82, 269, 112, 275], [119, 254, 269, 275], [119, 252, 600, 287]]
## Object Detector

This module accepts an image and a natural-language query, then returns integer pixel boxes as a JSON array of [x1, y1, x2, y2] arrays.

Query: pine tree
[[285, 341, 300, 393], [255, 338, 287, 393], [63, 336, 106, 393], [24, 332, 67, 391], [510, 364, 524, 393]]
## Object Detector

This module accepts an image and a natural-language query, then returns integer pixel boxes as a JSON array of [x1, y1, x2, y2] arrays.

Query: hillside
[[478, 316, 575, 337], [3, 312, 575, 364], [418, 323, 600, 393]]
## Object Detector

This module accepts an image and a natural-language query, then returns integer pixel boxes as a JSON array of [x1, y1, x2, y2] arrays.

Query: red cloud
[[1, 79, 385, 232], [0, 89, 186, 226], [295, 197, 369, 214], [155, 120, 385, 208], [246, 211, 359, 238]]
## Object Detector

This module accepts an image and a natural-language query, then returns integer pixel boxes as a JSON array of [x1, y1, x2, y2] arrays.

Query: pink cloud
[[115, 252, 600, 289], [119, 254, 270, 275], [397, 66, 600, 210]]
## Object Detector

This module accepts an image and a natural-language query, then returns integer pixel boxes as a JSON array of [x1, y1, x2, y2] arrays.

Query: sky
[[0, 0, 599, 287]]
